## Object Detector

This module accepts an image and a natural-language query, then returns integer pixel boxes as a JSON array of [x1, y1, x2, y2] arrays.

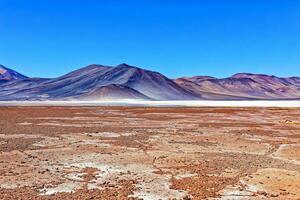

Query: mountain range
[[0, 63, 299, 101]]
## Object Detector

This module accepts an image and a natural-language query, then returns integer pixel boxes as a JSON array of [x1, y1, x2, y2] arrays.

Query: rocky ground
[[0, 106, 299, 199]]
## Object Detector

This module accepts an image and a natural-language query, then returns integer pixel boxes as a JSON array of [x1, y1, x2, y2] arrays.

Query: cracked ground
[[0, 106, 299, 200]]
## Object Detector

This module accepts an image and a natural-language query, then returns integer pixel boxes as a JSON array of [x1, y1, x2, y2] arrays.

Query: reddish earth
[[0, 106, 299, 199]]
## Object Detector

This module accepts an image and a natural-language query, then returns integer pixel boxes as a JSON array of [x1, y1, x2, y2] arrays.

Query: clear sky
[[0, 0, 299, 78]]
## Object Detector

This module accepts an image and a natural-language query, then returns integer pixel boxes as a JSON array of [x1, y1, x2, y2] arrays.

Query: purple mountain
[[175, 73, 300, 100], [0, 64, 299, 100], [0, 65, 28, 81], [0, 64, 198, 100]]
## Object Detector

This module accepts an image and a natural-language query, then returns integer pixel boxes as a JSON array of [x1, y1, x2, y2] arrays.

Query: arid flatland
[[0, 106, 299, 199]]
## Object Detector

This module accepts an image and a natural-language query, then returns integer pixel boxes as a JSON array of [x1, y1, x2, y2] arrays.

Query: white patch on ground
[[77, 140, 111, 147], [174, 172, 198, 179], [68, 162, 124, 189], [64, 161, 188, 199], [66, 172, 85, 182], [131, 174, 187, 200], [32, 137, 60, 147], [87, 183, 99, 190], [37, 123, 103, 127], [39, 182, 82, 195], [0, 134, 40, 139], [213, 180, 260, 200], [70, 162, 112, 171], [1, 100, 300, 108], [17, 122, 32, 125], [217, 188, 255, 200], [271, 144, 300, 165], [0, 141, 6, 145], [33, 117, 101, 121], [243, 134, 265, 142], [121, 132, 137, 136], [84, 132, 120, 138], [0, 183, 20, 189]]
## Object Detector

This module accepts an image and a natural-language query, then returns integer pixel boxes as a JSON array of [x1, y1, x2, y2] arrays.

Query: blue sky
[[0, 0, 299, 78]]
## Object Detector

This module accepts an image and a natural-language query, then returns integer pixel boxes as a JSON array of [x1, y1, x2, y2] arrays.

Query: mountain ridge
[[175, 73, 300, 100], [0, 64, 299, 101], [0, 64, 28, 81], [0, 63, 199, 100]]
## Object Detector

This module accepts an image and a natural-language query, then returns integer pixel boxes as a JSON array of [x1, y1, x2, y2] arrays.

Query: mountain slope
[[101, 64, 199, 100], [174, 78, 255, 100], [0, 65, 28, 81], [0, 78, 50, 97], [175, 73, 300, 100], [76, 84, 152, 100], [0, 63, 200, 100]]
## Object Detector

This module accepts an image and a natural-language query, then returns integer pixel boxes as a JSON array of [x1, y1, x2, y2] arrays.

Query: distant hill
[[0, 63, 299, 100], [175, 73, 300, 100]]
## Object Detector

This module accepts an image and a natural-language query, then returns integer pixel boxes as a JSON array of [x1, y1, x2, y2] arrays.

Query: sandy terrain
[[0, 106, 299, 199]]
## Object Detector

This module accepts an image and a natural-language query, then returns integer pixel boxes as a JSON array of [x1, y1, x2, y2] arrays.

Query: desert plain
[[0, 105, 299, 199]]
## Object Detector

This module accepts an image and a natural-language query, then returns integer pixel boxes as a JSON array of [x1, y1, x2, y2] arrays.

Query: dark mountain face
[[0, 65, 28, 81], [108, 64, 199, 100]]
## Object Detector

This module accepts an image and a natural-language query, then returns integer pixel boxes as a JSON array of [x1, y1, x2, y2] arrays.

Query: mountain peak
[[0, 64, 10, 74], [231, 73, 276, 79], [86, 64, 110, 68], [0, 65, 8, 74], [116, 63, 140, 69], [232, 73, 254, 78], [117, 63, 131, 67], [0, 64, 28, 80]]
